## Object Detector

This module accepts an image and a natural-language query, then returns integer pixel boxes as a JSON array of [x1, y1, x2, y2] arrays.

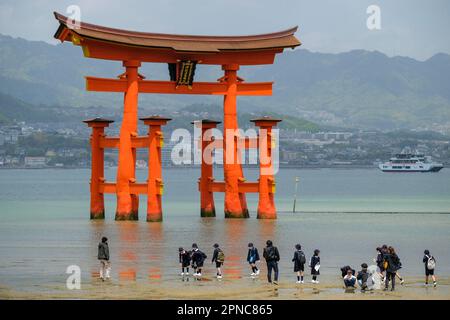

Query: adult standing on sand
[[263, 240, 280, 285], [98, 236, 110, 281]]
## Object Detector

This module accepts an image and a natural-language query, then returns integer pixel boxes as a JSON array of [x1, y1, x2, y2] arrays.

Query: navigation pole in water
[[53, 11, 300, 220]]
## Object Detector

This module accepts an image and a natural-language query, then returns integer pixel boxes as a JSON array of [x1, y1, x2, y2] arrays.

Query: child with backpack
[[292, 244, 306, 283], [247, 243, 260, 276], [191, 243, 207, 277], [211, 243, 224, 279], [383, 246, 401, 291], [423, 249, 437, 287], [178, 247, 191, 276]]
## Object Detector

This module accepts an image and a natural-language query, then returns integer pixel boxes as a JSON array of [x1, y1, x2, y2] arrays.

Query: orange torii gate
[[53, 12, 300, 221]]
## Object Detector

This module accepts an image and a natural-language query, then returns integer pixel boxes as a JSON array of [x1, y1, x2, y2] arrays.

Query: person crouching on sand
[[357, 263, 370, 291], [179, 247, 191, 276], [191, 243, 207, 277], [309, 249, 321, 284], [98, 236, 110, 281], [292, 244, 306, 284], [343, 269, 357, 289], [423, 249, 437, 287], [247, 243, 260, 276], [211, 243, 224, 279]]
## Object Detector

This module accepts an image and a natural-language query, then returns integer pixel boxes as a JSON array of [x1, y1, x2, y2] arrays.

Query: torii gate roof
[[53, 12, 301, 65]]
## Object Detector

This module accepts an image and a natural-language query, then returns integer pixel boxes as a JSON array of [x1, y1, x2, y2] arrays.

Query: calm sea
[[0, 167, 449, 292]]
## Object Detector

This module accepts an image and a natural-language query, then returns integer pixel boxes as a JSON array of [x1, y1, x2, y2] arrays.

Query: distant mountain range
[[1, 33, 450, 131]]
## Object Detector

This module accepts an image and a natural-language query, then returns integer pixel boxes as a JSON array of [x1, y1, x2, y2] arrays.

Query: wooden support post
[[222, 64, 249, 218], [141, 116, 171, 222], [251, 117, 282, 219], [193, 120, 220, 217], [83, 118, 114, 219], [115, 60, 141, 221]]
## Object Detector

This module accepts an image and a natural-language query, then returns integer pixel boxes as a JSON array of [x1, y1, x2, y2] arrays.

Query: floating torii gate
[[53, 12, 300, 221]]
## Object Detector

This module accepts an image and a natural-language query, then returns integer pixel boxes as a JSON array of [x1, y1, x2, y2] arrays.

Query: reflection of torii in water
[[53, 12, 301, 221]]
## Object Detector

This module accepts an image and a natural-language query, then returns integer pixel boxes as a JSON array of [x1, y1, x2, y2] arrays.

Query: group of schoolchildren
[[178, 243, 224, 278], [177, 240, 321, 285], [97, 237, 438, 289], [340, 244, 437, 292]]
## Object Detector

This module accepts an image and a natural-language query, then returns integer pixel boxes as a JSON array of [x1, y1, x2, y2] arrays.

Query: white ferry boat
[[379, 153, 443, 172]]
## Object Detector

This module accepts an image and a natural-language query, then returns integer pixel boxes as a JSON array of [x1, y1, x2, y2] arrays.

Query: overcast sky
[[0, 0, 449, 60]]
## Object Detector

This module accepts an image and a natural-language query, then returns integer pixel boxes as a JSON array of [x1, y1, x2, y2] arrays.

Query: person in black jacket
[[97, 236, 110, 281], [423, 249, 437, 287], [211, 243, 224, 279], [263, 240, 280, 284], [309, 249, 320, 284], [292, 244, 306, 283], [383, 246, 401, 291], [191, 243, 207, 277], [247, 243, 260, 276], [374, 247, 385, 279], [178, 247, 191, 276], [357, 263, 370, 291]]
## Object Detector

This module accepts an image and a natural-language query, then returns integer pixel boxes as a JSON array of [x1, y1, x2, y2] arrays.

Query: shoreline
[[0, 165, 381, 170], [1, 275, 449, 300]]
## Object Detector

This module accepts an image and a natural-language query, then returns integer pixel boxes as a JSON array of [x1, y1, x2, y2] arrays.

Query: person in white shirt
[[343, 269, 357, 288]]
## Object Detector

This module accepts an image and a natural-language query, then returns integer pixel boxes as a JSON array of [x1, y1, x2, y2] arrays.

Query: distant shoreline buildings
[[1, 121, 449, 169]]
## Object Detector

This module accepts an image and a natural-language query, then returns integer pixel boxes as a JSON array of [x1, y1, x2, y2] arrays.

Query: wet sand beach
[[1, 275, 449, 300]]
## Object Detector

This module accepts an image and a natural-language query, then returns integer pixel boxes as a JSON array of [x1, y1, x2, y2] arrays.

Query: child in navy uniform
[[247, 243, 260, 276], [357, 263, 370, 291], [178, 247, 191, 276], [191, 243, 207, 277], [423, 249, 437, 287], [343, 269, 357, 288], [309, 249, 321, 284], [211, 243, 224, 279], [292, 244, 306, 283]]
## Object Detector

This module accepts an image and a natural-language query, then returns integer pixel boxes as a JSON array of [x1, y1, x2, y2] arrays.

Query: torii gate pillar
[[222, 64, 249, 218], [115, 60, 141, 221], [84, 118, 114, 219], [141, 116, 171, 222], [251, 117, 281, 219], [194, 120, 221, 217]]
